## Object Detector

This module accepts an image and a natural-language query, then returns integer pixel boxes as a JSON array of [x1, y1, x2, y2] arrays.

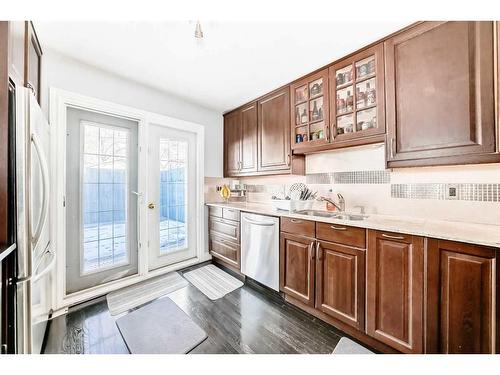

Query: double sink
[[294, 209, 368, 221]]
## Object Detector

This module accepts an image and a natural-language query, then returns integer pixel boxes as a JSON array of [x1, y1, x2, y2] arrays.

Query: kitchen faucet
[[318, 193, 345, 212]]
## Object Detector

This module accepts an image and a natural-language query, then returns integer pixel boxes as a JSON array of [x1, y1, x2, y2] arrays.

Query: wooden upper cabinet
[[425, 239, 496, 354], [257, 87, 292, 172], [290, 69, 330, 151], [328, 43, 386, 148], [224, 110, 241, 176], [315, 240, 365, 330], [366, 230, 424, 353], [280, 232, 316, 306], [240, 102, 258, 173], [385, 21, 498, 167]]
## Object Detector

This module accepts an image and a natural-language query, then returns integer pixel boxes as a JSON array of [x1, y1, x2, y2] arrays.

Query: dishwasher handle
[[242, 216, 276, 227]]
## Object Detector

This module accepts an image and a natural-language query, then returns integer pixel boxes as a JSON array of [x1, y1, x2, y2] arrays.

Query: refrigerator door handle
[[30, 132, 50, 248], [32, 248, 55, 283]]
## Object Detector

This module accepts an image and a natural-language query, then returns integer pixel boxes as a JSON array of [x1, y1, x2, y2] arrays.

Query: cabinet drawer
[[210, 234, 240, 268], [222, 208, 240, 221], [209, 206, 223, 218], [316, 222, 366, 248], [209, 217, 240, 243], [281, 217, 315, 238]]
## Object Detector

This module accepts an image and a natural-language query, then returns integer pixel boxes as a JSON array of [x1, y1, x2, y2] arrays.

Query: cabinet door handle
[[316, 242, 322, 261], [309, 242, 315, 261], [330, 225, 347, 231], [331, 123, 336, 139], [381, 233, 405, 240], [290, 219, 302, 223], [390, 138, 395, 159], [287, 154, 291, 165], [325, 126, 330, 142]]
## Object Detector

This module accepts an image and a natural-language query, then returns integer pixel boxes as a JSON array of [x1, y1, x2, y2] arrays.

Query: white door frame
[[50, 87, 209, 313]]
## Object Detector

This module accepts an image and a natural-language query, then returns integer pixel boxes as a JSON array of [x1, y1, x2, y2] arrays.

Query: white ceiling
[[35, 21, 410, 112]]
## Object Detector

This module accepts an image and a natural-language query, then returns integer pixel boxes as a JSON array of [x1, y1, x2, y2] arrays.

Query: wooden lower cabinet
[[315, 240, 365, 330], [278, 222, 498, 354], [280, 232, 316, 306], [366, 230, 424, 353], [425, 239, 497, 354], [209, 208, 241, 271]]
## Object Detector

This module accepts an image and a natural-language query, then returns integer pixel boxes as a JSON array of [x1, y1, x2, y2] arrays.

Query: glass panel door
[[65, 108, 139, 294], [330, 44, 385, 142], [148, 124, 197, 270], [291, 69, 329, 150]]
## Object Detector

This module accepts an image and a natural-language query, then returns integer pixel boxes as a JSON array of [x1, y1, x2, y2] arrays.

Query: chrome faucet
[[318, 193, 345, 212]]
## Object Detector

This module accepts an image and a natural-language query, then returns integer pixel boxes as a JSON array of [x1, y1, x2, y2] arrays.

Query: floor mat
[[106, 272, 188, 316], [116, 297, 207, 354], [183, 264, 243, 300], [332, 337, 374, 354]]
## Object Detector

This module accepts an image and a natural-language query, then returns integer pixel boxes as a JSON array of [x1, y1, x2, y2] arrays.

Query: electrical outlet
[[446, 184, 458, 200]]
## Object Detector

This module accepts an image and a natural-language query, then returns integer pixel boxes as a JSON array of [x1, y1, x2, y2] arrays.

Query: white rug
[[106, 272, 188, 316], [332, 337, 374, 354], [183, 264, 243, 300]]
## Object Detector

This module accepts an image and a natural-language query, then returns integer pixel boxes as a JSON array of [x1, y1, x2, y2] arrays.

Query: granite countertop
[[206, 201, 500, 248]]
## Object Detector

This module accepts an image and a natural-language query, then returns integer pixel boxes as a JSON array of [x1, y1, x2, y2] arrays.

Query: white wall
[[41, 48, 223, 177]]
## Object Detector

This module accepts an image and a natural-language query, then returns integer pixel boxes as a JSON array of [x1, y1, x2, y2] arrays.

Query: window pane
[[83, 155, 98, 183], [158, 137, 188, 254], [81, 122, 130, 274]]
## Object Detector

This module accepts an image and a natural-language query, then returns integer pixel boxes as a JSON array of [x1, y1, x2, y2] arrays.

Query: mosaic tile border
[[391, 183, 500, 202], [306, 170, 391, 184]]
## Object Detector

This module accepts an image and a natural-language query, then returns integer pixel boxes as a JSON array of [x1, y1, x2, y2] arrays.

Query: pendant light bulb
[[194, 21, 203, 39]]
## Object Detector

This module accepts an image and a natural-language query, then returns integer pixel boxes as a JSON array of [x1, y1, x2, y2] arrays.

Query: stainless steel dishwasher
[[241, 212, 279, 291]]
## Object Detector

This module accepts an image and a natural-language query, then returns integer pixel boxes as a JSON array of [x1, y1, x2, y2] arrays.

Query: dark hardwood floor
[[43, 267, 344, 354]]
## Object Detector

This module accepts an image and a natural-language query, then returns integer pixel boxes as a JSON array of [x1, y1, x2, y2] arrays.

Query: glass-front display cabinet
[[329, 43, 385, 145], [290, 69, 330, 151]]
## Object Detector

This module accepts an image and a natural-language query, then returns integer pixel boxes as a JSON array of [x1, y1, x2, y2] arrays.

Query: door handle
[[148, 203, 156, 209], [31, 132, 50, 247], [330, 225, 347, 231], [390, 138, 395, 159], [381, 233, 405, 240], [316, 242, 322, 261], [309, 241, 315, 261], [242, 217, 276, 226]]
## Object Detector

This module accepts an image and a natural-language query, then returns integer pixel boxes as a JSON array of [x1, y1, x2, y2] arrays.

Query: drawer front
[[209, 217, 240, 243], [281, 217, 316, 237], [209, 206, 223, 218], [316, 222, 366, 248], [222, 208, 240, 221], [210, 234, 240, 267]]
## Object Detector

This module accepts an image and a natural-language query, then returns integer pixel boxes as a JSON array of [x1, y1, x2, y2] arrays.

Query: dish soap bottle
[[325, 188, 337, 212], [219, 184, 231, 202]]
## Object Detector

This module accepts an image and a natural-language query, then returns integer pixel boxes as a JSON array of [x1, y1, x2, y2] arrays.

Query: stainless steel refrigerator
[[15, 86, 54, 354]]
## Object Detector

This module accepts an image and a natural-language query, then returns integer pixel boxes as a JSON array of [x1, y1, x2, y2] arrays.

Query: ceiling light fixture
[[194, 20, 204, 39]]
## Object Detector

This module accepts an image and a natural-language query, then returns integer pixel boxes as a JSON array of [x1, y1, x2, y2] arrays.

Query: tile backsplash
[[206, 143, 500, 225]]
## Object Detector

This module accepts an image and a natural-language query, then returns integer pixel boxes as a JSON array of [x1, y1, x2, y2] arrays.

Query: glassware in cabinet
[[356, 107, 377, 132], [295, 85, 308, 104], [309, 96, 324, 122], [309, 121, 326, 141], [335, 65, 353, 87], [336, 114, 354, 135], [294, 125, 308, 145], [355, 55, 375, 80], [336, 86, 354, 114], [355, 77, 376, 109], [295, 102, 308, 125], [309, 78, 323, 98]]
